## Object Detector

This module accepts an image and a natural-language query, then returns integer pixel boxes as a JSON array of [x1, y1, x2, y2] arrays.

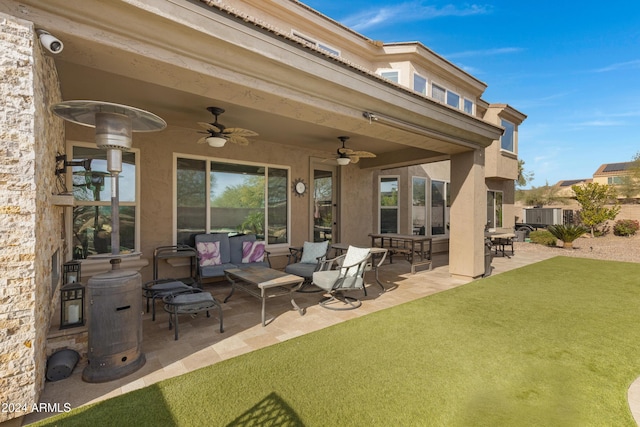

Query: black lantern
[[62, 261, 81, 285], [60, 282, 85, 329], [61, 261, 84, 329]]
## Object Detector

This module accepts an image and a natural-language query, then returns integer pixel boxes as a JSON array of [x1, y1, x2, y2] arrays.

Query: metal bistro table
[[224, 267, 305, 326], [331, 243, 389, 294], [369, 233, 433, 274]]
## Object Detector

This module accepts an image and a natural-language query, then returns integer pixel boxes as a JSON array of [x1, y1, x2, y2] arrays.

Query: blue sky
[[302, 1, 640, 188]]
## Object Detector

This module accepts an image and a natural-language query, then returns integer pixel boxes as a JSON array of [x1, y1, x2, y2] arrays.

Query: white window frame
[[431, 82, 446, 103], [173, 153, 291, 249], [67, 140, 141, 258], [291, 30, 340, 56], [463, 98, 474, 115], [379, 175, 400, 233], [413, 73, 427, 95], [378, 69, 401, 84], [500, 119, 515, 153], [446, 90, 460, 109]]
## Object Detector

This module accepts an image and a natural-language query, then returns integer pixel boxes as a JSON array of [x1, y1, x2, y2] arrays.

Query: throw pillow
[[242, 241, 265, 263], [196, 241, 221, 266], [300, 240, 329, 264]]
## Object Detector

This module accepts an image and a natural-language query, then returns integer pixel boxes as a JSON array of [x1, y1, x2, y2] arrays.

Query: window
[[500, 119, 515, 152], [413, 73, 427, 95], [379, 176, 399, 233], [487, 191, 503, 229], [608, 176, 623, 185], [431, 180, 450, 235], [380, 70, 400, 83], [463, 98, 474, 114], [291, 30, 340, 56], [412, 177, 427, 235], [432, 83, 446, 103], [446, 90, 460, 109], [176, 156, 289, 246], [71, 144, 138, 259]]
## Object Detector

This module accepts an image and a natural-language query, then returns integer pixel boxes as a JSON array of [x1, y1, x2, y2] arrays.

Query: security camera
[[36, 29, 63, 54]]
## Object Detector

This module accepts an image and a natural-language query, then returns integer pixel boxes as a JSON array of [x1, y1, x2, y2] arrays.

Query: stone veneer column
[[0, 13, 64, 424], [449, 149, 486, 279]]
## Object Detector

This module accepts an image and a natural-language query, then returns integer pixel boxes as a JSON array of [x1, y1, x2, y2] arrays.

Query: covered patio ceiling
[[6, 0, 504, 169]]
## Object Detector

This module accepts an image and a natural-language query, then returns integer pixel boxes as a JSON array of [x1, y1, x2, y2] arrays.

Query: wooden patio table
[[223, 267, 305, 326], [368, 233, 433, 274]]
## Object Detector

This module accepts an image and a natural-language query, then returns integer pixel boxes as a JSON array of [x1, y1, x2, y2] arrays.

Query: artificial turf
[[34, 256, 640, 426]]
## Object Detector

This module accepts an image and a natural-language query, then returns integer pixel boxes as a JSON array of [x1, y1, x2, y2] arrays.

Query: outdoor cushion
[[242, 240, 265, 263], [300, 241, 329, 264], [229, 234, 257, 265], [196, 241, 221, 266], [200, 263, 236, 278], [341, 245, 370, 277], [284, 262, 317, 278]]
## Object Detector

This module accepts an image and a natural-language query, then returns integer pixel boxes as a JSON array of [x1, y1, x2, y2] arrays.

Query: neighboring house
[[0, 0, 525, 421], [593, 162, 640, 199], [553, 179, 591, 198]]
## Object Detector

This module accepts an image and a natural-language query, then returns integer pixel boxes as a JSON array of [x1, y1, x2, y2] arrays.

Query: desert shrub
[[529, 230, 557, 246], [547, 224, 588, 247], [613, 219, 640, 236]]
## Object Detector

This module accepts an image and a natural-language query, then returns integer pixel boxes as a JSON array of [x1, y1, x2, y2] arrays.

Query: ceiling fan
[[197, 106, 258, 147], [327, 136, 376, 166]]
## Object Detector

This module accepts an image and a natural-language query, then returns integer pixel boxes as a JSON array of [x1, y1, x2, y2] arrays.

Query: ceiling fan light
[[336, 157, 350, 166], [206, 136, 227, 147]]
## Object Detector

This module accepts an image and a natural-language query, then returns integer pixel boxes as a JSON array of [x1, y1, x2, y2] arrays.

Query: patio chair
[[142, 278, 196, 321], [311, 245, 371, 310], [284, 240, 330, 293]]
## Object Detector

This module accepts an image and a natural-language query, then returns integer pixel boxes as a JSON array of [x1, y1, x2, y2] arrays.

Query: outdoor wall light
[[206, 136, 227, 147], [55, 154, 92, 176]]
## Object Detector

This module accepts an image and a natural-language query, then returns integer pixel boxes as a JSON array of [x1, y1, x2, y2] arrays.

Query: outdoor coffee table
[[223, 267, 305, 326]]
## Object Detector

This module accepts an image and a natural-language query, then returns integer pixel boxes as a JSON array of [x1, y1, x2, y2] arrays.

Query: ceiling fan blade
[[350, 156, 360, 164], [198, 122, 222, 133], [350, 150, 376, 158], [196, 136, 207, 144], [227, 135, 250, 146], [337, 148, 354, 155], [224, 127, 258, 137]]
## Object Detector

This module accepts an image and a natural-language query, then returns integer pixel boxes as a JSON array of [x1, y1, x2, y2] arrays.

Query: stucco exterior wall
[[64, 124, 377, 281], [0, 14, 64, 423]]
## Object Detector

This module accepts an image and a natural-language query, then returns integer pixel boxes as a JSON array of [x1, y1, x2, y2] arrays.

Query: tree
[[516, 159, 534, 188], [618, 152, 640, 200], [572, 182, 621, 237], [522, 181, 563, 207]]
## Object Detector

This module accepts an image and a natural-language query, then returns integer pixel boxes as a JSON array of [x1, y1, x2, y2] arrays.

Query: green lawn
[[35, 257, 640, 426]]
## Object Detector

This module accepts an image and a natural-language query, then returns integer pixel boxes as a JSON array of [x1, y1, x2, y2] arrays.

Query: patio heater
[[51, 100, 166, 382]]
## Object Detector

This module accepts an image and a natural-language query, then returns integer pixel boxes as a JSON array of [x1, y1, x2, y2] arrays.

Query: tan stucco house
[[0, 0, 525, 422]]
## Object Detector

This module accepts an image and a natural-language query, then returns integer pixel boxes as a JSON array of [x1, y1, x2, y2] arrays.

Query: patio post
[[449, 149, 486, 279]]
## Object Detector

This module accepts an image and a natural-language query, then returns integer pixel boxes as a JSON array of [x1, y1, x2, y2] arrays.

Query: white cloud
[[342, 2, 490, 31], [446, 47, 523, 59], [593, 59, 640, 73], [573, 119, 626, 127]]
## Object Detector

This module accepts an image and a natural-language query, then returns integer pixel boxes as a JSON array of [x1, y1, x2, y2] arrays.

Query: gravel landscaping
[[515, 233, 640, 263]]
